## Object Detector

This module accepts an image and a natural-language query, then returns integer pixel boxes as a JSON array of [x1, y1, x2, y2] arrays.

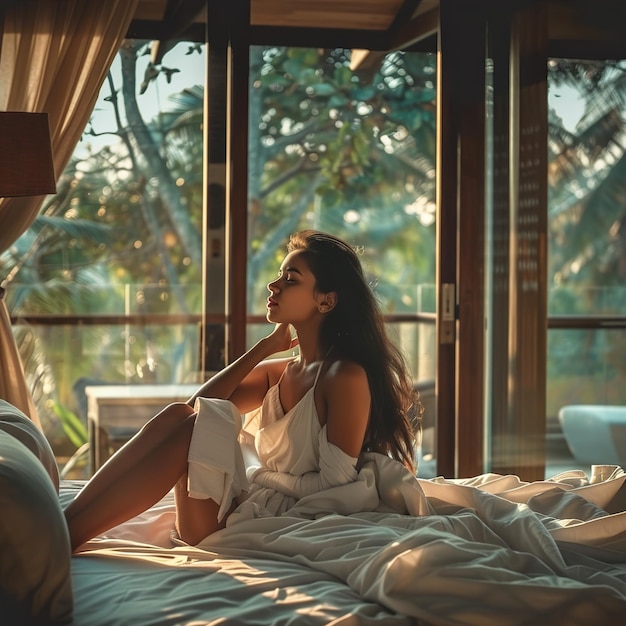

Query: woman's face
[[266, 250, 325, 325]]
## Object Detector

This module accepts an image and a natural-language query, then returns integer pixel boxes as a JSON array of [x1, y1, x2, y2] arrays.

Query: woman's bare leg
[[64, 402, 225, 551], [173, 476, 232, 545]]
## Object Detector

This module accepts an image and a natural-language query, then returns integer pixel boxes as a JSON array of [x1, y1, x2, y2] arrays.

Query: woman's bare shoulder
[[256, 356, 293, 386], [229, 356, 292, 414], [325, 358, 367, 378], [323, 359, 370, 394]]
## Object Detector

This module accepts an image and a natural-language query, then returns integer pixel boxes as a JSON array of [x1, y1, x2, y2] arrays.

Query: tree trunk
[[120, 41, 202, 268]]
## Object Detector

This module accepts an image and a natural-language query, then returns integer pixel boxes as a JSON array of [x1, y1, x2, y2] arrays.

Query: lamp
[[0, 111, 56, 197]]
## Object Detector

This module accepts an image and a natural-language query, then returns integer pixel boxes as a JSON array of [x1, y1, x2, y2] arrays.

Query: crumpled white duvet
[[70, 459, 626, 625], [192, 458, 626, 625]]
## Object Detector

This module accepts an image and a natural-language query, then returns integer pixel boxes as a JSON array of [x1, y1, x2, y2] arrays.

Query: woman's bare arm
[[323, 360, 371, 458], [187, 323, 295, 414]]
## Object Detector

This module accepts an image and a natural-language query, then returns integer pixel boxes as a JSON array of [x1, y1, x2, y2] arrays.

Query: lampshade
[[0, 111, 56, 197]]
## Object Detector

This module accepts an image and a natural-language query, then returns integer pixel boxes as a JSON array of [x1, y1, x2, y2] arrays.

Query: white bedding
[[60, 463, 626, 625]]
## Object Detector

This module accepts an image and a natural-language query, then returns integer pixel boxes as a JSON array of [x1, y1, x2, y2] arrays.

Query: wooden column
[[437, 0, 487, 477], [225, 0, 250, 361], [489, 1, 548, 480], [202, 0, 229, 371], [203, 0, 249, 367], [508, 1, 548, 480]]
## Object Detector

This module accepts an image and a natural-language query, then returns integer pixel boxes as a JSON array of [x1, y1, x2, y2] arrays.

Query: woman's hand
[[188, 323, 298, 411], [262, 323, 298, 356]]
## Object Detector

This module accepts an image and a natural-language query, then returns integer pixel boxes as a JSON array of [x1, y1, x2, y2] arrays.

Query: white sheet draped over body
[[187, 361, 365, 523], [181, 393, 626, 625]]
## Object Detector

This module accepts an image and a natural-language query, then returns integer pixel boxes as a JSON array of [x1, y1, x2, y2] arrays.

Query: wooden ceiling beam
[[126, 19, 205, 42], [388, 0, 424, 31], [158, 0, 206, 38], [248, 26, 388, 50], [127, 0, 626, 58], [546, 0, 626, 59], [350, 2, 437, 72], [388, 6, 438, 52]]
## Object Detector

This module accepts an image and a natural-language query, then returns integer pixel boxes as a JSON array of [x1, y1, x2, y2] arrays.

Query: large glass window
[[2, 40, 206, 468], [547, 58, 626, 474], [245, 47, 437, 371], [2, 43, 440, 475], [245, 47, 438, 473]]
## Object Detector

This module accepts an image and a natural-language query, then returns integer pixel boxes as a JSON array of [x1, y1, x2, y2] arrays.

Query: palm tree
[[1, 42, 207, 447], [547, 58, 626, 391], [2, 43, 441, 449], [548, 59, 626, 293]]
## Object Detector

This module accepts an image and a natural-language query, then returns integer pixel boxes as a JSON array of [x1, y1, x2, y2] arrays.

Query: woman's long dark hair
[[288, 230, 422, 472]]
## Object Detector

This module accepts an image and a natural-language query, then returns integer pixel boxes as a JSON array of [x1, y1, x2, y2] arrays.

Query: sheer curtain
[[0, 0, 139, 423]]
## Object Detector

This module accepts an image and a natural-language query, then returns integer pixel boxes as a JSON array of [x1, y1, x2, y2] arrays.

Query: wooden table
[[85, 384, 201, 475]]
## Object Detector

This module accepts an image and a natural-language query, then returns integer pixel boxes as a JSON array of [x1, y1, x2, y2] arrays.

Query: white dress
[[186, 361, 360, 525]]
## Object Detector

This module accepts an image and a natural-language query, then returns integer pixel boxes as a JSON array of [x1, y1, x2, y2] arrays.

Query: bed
[[61, 464, 626, 626], [4, 399, 626, 625]]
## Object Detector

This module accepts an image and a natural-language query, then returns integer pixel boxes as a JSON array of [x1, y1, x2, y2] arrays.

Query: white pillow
[[0, 420, 73, 623]]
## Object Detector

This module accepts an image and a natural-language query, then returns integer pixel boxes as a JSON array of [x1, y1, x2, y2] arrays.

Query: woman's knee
[[165, 401, 196, 416], [157, 401, 195, 422], [140, 401, 195, 435]]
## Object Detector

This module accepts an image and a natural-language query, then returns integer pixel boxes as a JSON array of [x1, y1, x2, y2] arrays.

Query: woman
[[64, 231, 420, 551]]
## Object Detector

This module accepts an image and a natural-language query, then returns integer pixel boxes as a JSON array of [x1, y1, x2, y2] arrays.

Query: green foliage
[[247, 46, 437, 311], [548, 58, 626, 292], [547, 58, 626, 386], [52, 402, 88, 449], [3, 44, 440, 447]]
